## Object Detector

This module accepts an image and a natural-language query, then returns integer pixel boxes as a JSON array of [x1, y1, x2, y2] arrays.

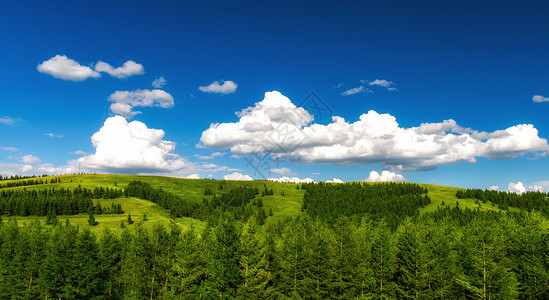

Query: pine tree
[[173, 226, 207, 298], [88, 213, 99, 226], [69, 229, 104, 298], [239, 217, 270, 298], [46, 209, 58, 225], [204, 216, 241, 299], [99, 228, 123, 299], [127, 213, 134, 225]]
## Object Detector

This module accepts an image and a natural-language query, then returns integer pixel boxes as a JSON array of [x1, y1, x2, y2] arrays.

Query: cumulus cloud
[[37, 55, 100, 81], [223, 172, 252, 181], [267, 176, 314, 183], [507, 181, 526, 194], [326, 178, 344, 183], [152, 76, 167, 88], [200, 91, 549, 171], [94, 60, 144, 78], [368, 79, 397, 91], [185, 174, 201, 179], [365, 171, 407, 182], [528, 185, 544, 192], [199, 80, 238, 94], [341, 86, 367, 96], [108, 89, 174, 118], [533, 95, 549, 103], [488, 185, 499, 191], [270, 167, 293, 175], [77, 116, 193, 175], [0, 116, 19, 126]]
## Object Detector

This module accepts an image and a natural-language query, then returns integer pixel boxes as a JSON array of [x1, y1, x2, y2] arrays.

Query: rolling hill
[[0, 174, 513, 235]]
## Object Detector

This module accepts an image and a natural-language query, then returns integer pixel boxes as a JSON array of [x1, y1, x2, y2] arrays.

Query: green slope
[[0, 174, 513, 235], [0, 174, 306, 234]]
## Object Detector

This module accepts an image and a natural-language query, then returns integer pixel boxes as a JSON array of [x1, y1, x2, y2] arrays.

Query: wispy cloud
[[0, 146, 18, 152], [152, 76, 167, 88], [0, 116, 19, 126], [45, 133, 63, 138], [533, 95, 549, 103], [368, 79, 397, 91], [341, 86, 369, 96]]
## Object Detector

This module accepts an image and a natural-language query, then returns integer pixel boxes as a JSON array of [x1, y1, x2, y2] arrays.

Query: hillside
[[0, 174, 514, 235]]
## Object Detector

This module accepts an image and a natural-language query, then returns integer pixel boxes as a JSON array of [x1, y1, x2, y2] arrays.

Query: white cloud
[[267, 176, 314, 183], [368, 79, 397, 90], [195, 154, 214, 160], [194, 152, 227, 160], [326, 178, 344, 183], [200, 91, 549, 171], [528, 185, 544, 192], [508, 181, 526, 194], [270, 167, 293, 175], [108, 89, 174, 118], [185, 174, 201, 179], [533, 95, 549, 103], [0, 146, 18, 151], [94, 60, 144, 78], [199, 80, 238, 94], [45, 133, 63, 138], [0, 116, 20, 126], [152, 76, 167, 88], [488, 185, 499, 191], [20, 154, 41, 165], [77, 116, 193, 175], [72, 150, 87, 155], [37, 55, 100, 81], [223, 172, 252, 181], [341, 86, 367, 96], [365, 171, 407, 182]]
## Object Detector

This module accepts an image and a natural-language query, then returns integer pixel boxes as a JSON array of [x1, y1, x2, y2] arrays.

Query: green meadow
[[0, 174, 514, 235]]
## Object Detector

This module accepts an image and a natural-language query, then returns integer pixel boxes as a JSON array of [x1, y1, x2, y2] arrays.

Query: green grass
[[0, 174, 306, 234], [1, 174, 519, 235]]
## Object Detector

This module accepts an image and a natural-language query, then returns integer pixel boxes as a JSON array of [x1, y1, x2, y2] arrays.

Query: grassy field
[[0, 174, 513, 235], [0, 174, 306, 235]]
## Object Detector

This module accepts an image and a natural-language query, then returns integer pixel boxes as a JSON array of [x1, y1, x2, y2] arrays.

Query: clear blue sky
[[1, 0, 549, 191]]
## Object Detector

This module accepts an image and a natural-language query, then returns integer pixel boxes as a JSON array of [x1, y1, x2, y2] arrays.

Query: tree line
[[301, 182, 430, 229], [0, 205, 547, 299], [0, 185, 124, 216], [456, 189, 549, 216], [0, 177, 62, 189]]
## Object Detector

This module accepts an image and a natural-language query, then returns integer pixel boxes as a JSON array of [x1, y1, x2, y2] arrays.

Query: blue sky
[[1, 0, 549, 191]]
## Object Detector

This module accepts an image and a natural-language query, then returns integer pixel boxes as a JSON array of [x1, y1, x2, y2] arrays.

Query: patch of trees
[[301, 182, 430, 229], [0, 174, 49, 181], [456, 189, 549, 216], [0, 186, 124, 216], [1, 207, 547, 299], [0, 177, 62, 189], [127, 181, 267, 225]]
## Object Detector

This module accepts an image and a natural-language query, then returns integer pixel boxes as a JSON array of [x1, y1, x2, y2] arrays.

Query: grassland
[[0, 174, 511, 235]]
